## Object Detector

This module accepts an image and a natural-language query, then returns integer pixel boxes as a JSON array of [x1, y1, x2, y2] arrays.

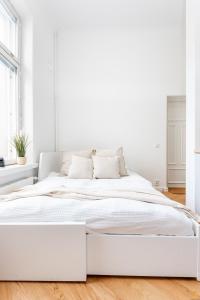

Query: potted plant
[[12, 134, 29, 165]]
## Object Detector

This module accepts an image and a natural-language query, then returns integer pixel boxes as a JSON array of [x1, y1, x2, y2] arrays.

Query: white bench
[[0, 222, 86, 281]]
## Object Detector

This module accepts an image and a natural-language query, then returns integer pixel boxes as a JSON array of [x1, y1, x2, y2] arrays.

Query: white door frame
[[166, 96, 186, 189]]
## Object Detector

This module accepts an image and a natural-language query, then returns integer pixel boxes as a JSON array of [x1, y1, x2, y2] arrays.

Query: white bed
[[0, 151, 199, 281], [0, 172, 194, 236]]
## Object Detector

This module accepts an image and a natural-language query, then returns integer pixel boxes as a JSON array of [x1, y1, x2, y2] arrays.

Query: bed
[[0, 172, 194, 236], [0, 151, 199, 281]]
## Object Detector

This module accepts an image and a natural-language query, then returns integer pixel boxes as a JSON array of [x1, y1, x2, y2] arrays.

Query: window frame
[[0, 0, 21, 163]]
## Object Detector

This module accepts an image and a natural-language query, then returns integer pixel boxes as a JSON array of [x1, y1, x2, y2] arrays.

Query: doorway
[[167, 96, 186, 188]]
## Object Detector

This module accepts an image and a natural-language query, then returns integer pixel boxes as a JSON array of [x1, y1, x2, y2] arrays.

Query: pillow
[[60, 149, 93, 175], [95, 147, 128, 176], [93, 156, 120, 179], [68, 156, 93, 179]]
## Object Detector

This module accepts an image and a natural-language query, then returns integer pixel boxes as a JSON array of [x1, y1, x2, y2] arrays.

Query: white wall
[[32, 19, 55, 161], [11, 0, 55, 163], [56, 25, 185, 188], [21, 15, 34, 162], [186, 0, 200, 211], [10, 0, 186, 190]]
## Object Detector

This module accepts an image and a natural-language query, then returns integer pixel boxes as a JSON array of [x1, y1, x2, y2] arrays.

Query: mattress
[[0, 172, 194, 236]]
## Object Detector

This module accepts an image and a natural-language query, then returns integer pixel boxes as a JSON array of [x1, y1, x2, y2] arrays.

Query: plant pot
[[17, 157, 27, 165]]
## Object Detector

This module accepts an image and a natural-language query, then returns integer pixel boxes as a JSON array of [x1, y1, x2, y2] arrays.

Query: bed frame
[[0, 151, 199, 281]]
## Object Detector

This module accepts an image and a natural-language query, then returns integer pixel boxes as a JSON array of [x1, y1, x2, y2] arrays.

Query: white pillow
[[68, 156, 93, 179], [60, 149, 93, 175], [95, 147, 128, 176], [93, 156, 120, 179]]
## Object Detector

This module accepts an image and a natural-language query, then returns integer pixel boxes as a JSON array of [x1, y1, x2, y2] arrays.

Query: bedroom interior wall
[[186, 0, 200, 211], [55, 25, 185, 189], [32, 20, 55, 162], [11, 0, 55, 163]]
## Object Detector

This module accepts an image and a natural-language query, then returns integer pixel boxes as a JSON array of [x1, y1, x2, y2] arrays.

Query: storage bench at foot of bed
[[0, 222, 86, 281]]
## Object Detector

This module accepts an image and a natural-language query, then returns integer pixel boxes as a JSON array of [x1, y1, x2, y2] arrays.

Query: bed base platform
[[0, 222, 199, 281], [87, 234, 198, 278]]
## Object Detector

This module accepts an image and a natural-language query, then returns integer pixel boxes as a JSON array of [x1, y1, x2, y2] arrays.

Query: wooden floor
[[1, 276, 200, 300], [1, 187, 198, 300], [164, 187, 186, 205]]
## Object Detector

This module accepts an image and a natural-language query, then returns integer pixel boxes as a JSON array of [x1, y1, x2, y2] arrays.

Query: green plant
[[12, 134, 29, 157]]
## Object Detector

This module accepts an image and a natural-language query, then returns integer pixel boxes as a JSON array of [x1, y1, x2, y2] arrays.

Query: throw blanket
[[0, 185, 199, 223]]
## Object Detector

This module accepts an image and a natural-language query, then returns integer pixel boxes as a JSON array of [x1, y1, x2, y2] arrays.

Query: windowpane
[[0, 57, 17, 160], [0, 1, 17, 56]]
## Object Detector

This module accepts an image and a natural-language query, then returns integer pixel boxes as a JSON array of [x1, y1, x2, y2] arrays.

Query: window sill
[[0, 163, 38, 177]]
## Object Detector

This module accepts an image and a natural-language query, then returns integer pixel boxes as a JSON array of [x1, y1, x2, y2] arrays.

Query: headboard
[[38, 152, 63, 181]]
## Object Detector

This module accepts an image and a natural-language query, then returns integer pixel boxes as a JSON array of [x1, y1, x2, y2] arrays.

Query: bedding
[[0, 172, 195, 236], [93, 156, 120, 179], [95, 147, 128, 176], [68, 156, 93, 179], [60, 149, 93, 175]]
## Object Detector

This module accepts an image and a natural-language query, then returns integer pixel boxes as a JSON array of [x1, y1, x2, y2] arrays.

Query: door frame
[[166, 95, 186, 190]]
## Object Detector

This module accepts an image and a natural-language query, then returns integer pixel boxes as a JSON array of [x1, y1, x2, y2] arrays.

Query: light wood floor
[[164, 187, 185, 205], [1, 187, 198, 300], [1, 276, 200, 300]]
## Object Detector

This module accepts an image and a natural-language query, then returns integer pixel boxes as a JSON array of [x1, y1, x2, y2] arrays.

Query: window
[[0, 0, 20, 162]]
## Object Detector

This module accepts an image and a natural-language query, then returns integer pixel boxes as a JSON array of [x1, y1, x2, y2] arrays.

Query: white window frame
[[0, 0, 21, 164]]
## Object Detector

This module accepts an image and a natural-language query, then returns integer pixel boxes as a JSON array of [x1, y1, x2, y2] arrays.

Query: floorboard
[[164, 188, 185, 205], [0, 277, 200, 300]]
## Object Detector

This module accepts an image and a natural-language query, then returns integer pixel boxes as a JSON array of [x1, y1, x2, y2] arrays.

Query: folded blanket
[[0, 184, 199, 223]]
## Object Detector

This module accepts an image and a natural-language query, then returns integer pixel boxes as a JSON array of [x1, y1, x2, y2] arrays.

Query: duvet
[[0, 172, 195, 236]]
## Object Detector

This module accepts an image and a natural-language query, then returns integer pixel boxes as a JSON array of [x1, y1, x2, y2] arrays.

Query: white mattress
[[0, 172, 194, 236]]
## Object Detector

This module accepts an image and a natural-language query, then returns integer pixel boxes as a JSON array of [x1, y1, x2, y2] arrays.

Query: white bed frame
[[0, 151, 199, 281]]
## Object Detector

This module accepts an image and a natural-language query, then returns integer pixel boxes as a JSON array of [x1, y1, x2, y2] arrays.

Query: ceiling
[[12, 0, 186, 30]]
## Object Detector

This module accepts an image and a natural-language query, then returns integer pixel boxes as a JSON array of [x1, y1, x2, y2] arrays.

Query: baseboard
[[154, 186, 168, 192], [168, 183, 186, 188]]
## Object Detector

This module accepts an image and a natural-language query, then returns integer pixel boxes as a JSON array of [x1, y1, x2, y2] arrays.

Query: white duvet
[[0, 172, 194, 236]]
